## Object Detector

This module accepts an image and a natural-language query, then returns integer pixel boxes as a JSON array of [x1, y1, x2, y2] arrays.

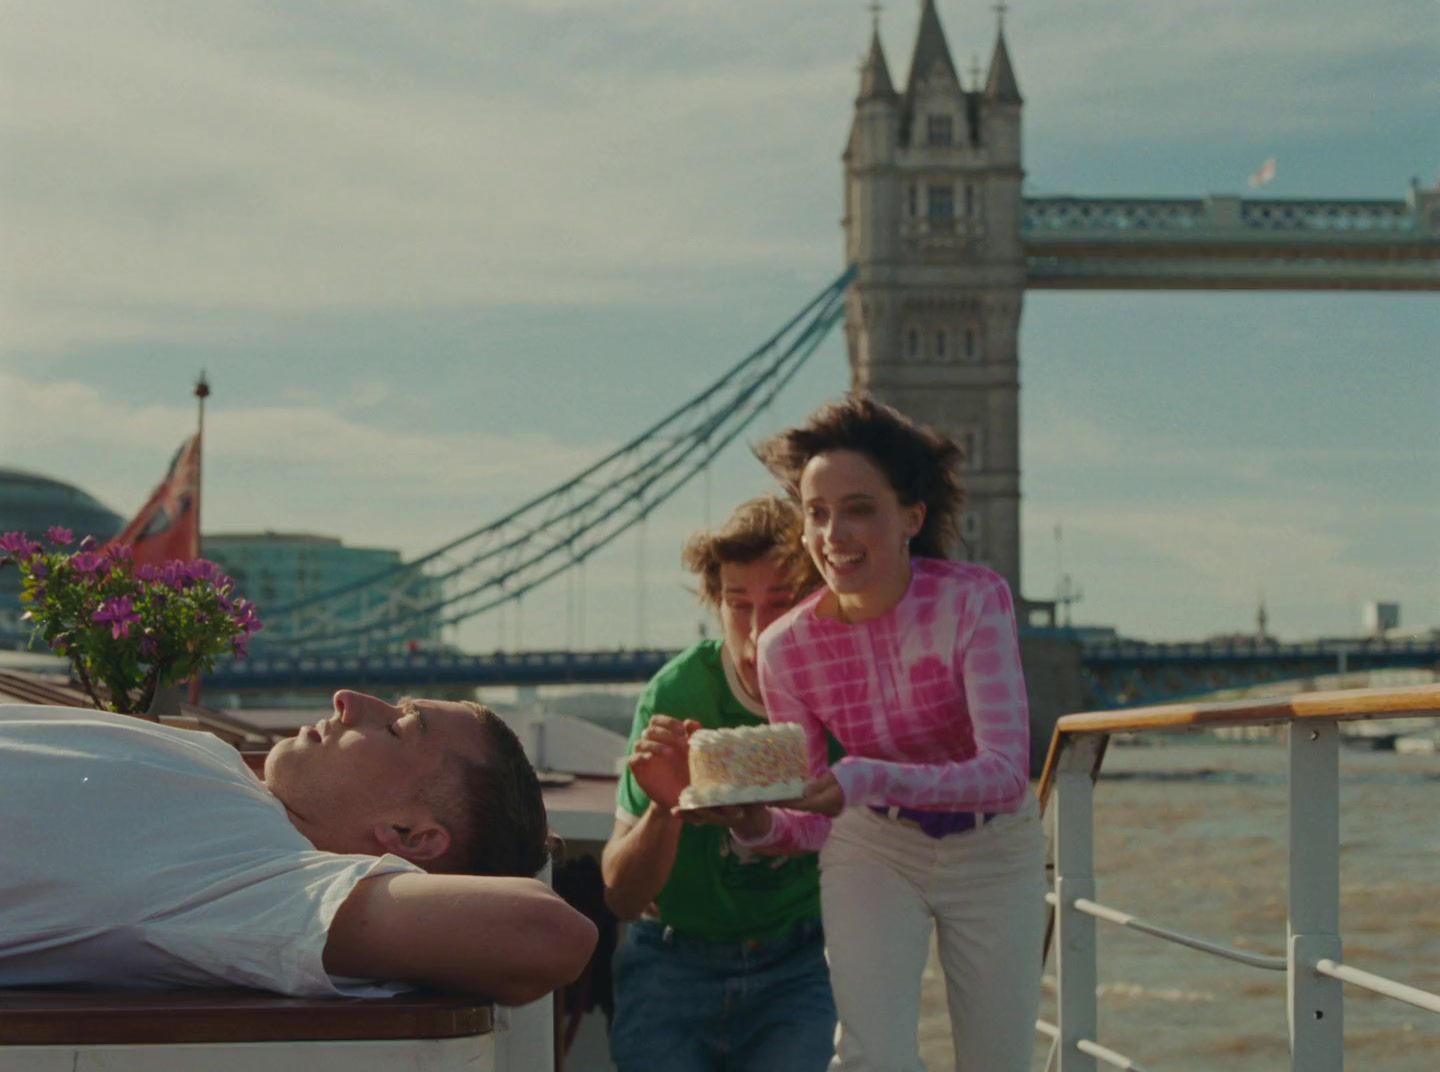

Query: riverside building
[[0, 468, 123, 648], [204, 532, 443, 657]]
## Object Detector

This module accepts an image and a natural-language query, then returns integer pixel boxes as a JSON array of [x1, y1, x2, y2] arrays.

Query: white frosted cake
[[679, 723, 809, 809]]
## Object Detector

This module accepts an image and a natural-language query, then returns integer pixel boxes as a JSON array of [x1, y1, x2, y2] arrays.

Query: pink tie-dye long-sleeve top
[[742, 557, 1031, 854]]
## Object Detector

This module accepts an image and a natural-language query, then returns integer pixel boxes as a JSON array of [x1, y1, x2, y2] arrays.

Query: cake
[[678, 723, 809, 809]]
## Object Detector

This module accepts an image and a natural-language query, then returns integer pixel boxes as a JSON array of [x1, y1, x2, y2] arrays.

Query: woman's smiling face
[[799, 449, 924, 615]]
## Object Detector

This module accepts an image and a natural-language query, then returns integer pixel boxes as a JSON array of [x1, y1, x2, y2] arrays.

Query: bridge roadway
[[204, 632, 1439, 708]]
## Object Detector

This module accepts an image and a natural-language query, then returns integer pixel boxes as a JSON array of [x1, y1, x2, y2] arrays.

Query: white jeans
[[820, 796, 1046, 1072]]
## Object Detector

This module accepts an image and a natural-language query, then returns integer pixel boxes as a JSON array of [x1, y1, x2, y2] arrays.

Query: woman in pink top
[[737, 396, 1045, 1072]]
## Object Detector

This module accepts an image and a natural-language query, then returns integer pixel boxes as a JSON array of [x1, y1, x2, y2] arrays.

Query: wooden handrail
[[1038, 683, 1440, 807], [0, 989, 493, 1045]]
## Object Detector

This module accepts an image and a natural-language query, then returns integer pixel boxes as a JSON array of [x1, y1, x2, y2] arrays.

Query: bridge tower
[[843, 1, 1029, 600]]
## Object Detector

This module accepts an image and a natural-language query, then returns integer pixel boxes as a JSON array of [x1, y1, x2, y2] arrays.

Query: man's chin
[[261, 736, 298, 781]]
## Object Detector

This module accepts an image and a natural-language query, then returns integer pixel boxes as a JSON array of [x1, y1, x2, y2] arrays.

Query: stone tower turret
[[845, 20, 901, 269], [842, 1, 1028, 598]]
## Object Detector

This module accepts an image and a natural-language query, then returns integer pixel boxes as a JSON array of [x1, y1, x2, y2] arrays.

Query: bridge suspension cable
[[268, 266, 856, 653]]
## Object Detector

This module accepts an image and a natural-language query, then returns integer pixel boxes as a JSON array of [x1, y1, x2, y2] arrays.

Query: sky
[[2, 0, 1437, 653]]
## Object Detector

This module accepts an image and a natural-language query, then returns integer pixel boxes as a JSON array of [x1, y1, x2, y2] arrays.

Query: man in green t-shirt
[[601, 496, 836, 1072]]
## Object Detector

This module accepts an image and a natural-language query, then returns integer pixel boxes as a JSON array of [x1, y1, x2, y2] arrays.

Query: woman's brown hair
[[754, 395, 966, 560]]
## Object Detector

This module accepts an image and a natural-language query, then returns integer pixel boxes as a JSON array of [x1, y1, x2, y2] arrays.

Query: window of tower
[[908, 184, 918, 217], [964, 183, 975, 217], [960, 510, 982, 543], [926, 114, 953, 147], [957, 429, 983, 472], [935, 329, 946, 360], [964, 327, 977, 360], [907, 329, 920, 359], [927, 184, 954, 222]]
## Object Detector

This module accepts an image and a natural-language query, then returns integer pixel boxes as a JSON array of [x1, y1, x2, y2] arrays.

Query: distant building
[[1363, 601, 1401, 637], [0, 468, 124, 648], [203, 532, 443, 656]]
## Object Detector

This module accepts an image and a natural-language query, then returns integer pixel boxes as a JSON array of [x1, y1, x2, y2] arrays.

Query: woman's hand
[[627, 714, 700, 811], [786, 772, 844, 817], [678, 803, 773, 842]]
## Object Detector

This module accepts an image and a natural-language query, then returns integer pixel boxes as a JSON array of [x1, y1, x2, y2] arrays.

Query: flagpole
[[188, 372, 210, 707]]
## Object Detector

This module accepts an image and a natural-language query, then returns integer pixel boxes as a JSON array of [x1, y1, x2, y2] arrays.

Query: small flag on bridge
[[110, 434, 202, 567], [1248, 156, 1277, 189]]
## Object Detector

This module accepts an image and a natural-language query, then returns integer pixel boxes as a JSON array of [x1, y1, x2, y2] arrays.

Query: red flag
[[112, 435, 202, 567]]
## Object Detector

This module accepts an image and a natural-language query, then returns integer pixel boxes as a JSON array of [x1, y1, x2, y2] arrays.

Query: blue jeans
[[609, 917, 836, 1072]]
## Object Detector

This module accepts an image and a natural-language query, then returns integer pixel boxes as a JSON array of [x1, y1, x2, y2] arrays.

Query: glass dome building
[[0, 468, 124, 648]]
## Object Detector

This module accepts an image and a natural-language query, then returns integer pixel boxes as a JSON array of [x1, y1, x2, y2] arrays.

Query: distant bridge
[[207, 647, 679, 693], [205, 633, 1439, 709], [1080, 635, 1440, 708]]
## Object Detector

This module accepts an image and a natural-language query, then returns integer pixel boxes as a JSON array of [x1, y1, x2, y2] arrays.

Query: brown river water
[[916, 736, 1439, 1071]]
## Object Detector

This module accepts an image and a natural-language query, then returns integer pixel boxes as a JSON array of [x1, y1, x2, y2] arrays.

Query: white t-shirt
[[0, 704, 422, 997]]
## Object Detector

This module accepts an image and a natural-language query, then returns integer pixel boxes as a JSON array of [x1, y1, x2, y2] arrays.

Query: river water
[[915, 735, 1440, 1070]]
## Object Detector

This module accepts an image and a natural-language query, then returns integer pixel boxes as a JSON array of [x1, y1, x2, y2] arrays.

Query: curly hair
[[754, 395, 966, 560], [680, 495, 820, 606]]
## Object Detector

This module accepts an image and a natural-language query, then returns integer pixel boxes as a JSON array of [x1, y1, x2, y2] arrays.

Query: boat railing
[[1033, 683, 1440, 1072]]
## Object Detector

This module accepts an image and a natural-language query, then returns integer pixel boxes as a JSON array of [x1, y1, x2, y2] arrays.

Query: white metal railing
[[1044, 893, 1287, 972], [1034, 684, 1440, 1071]]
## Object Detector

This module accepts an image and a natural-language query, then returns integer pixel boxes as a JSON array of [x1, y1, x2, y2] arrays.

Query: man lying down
[[0, 690, 597, 1006]]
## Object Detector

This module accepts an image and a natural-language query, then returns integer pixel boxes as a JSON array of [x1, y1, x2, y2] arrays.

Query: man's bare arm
[[323, 872, 598, 1006], [600, 809, 682, 920], [600, 714, 696, 920]]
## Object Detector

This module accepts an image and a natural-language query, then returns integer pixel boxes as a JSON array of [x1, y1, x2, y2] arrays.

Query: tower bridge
[[842, 0, 1439, 601], [220, 2, 1438, 712]]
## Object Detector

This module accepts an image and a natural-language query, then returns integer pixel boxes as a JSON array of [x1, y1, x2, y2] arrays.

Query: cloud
[[4, 1, 1433, 352], [0, 370, 604, 539], [0, 2, 844, 351], [1020, 400, 1439, 638], [1006, 0, 1427, 140], [1026, 493, 1436, 641]]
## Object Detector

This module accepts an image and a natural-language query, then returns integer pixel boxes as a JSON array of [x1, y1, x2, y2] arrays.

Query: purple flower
[[139, 635, 159, 658], [46, 526, 74, 547], [30, 560, 48, 579], [92, 597, 141, 640], [232, 633, 250, 657], [156, 561, 188, 591], [136, 564, 160, 582], [0, 532, 41, 559], [182, 559, 227, 588], [78, 535, 98, 552], [103, 543, 132, 566], [70, 552, 105, 575], [231, 600, 263, 633]]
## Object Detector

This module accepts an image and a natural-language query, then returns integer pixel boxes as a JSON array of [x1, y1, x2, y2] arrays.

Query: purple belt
[[869, 805, 996, 839]]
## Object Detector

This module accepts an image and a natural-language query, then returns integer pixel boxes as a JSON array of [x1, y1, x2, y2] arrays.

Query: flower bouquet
[[1, 527, 262, 715]]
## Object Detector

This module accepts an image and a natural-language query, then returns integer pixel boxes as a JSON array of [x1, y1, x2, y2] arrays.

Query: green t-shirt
[[616, 640, 826, 943]]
